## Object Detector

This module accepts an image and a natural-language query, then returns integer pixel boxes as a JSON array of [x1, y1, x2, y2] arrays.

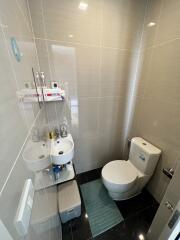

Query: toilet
[[102, 137, 161, 201]]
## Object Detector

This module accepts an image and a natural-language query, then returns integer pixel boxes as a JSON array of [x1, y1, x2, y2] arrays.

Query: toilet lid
[[102, 160, 138, 185]]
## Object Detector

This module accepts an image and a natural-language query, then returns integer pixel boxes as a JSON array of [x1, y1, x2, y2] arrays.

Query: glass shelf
[[34, 162, 75, 190]]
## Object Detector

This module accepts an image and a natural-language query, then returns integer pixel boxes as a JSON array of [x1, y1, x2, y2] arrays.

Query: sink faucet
[[48, 127, 60, 140], [55, 127, 60, 139], [60, 123, 68, 138]]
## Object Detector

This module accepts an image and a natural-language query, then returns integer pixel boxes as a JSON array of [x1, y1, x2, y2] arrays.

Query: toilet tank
[[129, 137, 161, 175]]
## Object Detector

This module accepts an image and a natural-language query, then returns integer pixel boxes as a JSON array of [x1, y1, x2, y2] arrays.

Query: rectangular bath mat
[[80, 179, 124, 238]]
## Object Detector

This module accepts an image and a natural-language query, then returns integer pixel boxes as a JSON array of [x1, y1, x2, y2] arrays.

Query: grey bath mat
[[80, 179, 124, 237]]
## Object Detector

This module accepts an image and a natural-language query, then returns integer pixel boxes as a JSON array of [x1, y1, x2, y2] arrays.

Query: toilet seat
[[102, 160, 138, 193]]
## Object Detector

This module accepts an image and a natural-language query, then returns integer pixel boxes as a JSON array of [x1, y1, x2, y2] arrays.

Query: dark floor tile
[[76, 172, 88, 185], [93, 222, 130, 240], [124, 206, 155, 240], [62, 220, 73, 240], [138, 204, 159, 226], [115, 189, 159, 219], [94, 205, 157, 240], [76, 168, 101, 185], [96, 167, 102, 176], [86, 169, 101, 182], [71, 203, 92, 240]]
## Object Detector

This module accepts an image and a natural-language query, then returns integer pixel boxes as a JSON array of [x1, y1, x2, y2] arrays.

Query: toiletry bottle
[[53, 165, 61, 181]]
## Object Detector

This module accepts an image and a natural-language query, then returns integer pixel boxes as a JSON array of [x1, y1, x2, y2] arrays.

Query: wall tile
[[101, 48, 133, 97], [78, 97, 98, 139], [47, 41, 100, 98], [102, 0, 146, 49], [143, 40, 180, 105], [0, 0, 32, 38], [155, 0, 180, 45], [74, 137, 101, 173], [42, 0, 102, 45], [0, 155, 33, 239], [142, 0, 163, 49], [35, 38, 52, 84], [28, 0, 45, 38]]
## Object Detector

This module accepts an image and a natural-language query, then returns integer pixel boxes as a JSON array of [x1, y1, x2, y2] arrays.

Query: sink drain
[[59, 151, 64, 155]]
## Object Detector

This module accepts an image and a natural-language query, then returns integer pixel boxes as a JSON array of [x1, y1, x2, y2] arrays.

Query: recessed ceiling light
[[68, 34, 74, 38], [147, 22, 156, 27], [79, 2, 88, 11]]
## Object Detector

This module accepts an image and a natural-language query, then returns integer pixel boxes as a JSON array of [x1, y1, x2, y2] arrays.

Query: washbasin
[[22, 141, 51, 172], [51, 134, 74, 165]]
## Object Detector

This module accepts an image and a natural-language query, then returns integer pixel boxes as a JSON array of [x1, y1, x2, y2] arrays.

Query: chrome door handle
[[165, 201, 174, 212]]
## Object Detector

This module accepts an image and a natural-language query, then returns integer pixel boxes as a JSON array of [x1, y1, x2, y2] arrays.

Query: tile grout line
[[146, 36, 180, 50], [121, 0, 150, 156], [40, 0, 53, 81], [141, 0, 165, 101], [26, 0, 41, 73], [34, 37, 136, 51], [97, 0, 104, 137], [33, 36, 180, 51], [15, 0, 32, 35], [0, 22, 33, 129], [40, 0, 54, 131], [0, 108, 41, 196]]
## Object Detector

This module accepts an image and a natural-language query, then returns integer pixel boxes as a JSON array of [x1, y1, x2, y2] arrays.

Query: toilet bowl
[[102, 160, 144, 200], [102, 137, 161, 201]]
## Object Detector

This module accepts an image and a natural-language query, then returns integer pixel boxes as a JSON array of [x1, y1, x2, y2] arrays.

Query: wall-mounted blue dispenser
[[10, 37, 22, 62]]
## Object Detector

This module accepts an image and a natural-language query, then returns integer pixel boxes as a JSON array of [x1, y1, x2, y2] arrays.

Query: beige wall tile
[[142, 0, 163, 48], [102, 0, 146, 49], [78, 97, 98, 139], [101, 48, 133, 97], [143, 40, 180, 104], [42, 0, 102, 45], [155, 0, 180, 45]]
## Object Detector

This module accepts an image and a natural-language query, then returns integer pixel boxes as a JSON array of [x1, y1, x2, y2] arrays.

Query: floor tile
[[62, 220, 73, 240], [76, 168, 101, 185], [115, 189, 158, 219], [93, 205, 158, 240], [93, 222, 130, 240], [71, 203, 92, 240]]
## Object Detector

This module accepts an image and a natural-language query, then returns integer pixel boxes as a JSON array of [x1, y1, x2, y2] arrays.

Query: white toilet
[[102, 137, 161, 201]]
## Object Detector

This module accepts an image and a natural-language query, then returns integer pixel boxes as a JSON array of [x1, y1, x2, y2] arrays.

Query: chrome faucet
[[60, 123, 68, 138], [55, 127, 60, 139]]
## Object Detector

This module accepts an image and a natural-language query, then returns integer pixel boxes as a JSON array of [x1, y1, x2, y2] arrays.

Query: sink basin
[[23, 141, 51, 172], [51, 134, 74, 165]]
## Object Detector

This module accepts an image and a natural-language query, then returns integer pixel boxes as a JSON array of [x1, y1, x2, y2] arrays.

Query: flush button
[[139, 154, 145, 161]]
